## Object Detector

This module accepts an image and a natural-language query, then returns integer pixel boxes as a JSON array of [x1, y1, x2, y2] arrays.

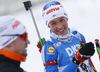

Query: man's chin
[[22, 53, 27, 57]]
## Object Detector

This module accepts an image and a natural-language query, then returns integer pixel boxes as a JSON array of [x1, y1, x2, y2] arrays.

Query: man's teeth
[[59, 29, 64, 32]]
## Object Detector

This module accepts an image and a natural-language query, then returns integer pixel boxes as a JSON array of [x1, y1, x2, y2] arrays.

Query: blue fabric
[[41, 31, 93, 72], [51, 35, 81, 67], [44, 41, 58, 63], [42, 41, 58, 72], [62, 62, 78, 72]]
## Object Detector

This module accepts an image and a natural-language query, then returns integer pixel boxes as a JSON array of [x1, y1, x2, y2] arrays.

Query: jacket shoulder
[[71, 30, 86, 42]]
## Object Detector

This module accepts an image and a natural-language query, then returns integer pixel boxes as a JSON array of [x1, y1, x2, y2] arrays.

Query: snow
[[11, 0, 100, 72]]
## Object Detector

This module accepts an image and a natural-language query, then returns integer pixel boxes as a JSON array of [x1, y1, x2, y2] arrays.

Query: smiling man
[[38, 1, 95, 72], [0, 15, 30, 72]]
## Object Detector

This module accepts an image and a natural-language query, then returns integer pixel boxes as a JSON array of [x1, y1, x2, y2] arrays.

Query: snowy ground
[[10, 0, 100, 72]]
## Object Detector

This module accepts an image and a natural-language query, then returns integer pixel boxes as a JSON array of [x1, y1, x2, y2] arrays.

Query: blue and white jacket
[[41, 31, 94, 72]]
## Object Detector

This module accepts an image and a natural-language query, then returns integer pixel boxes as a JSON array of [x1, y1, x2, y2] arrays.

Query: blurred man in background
[[0, 15, 30, 72]]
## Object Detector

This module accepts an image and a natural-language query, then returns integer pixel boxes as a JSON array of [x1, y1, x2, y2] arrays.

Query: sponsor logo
[[0, 24, 9, 33], [46, 7, 60, 15], [12, 20, 20, 29], [65, 44, 80, 57], [54, 42, 62, 47], [0, 27, 7, 33], [2, 38, 12, 46], [48, 46, 55, 53]]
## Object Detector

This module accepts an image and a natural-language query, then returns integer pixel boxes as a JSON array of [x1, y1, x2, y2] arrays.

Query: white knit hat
[[42, 2, 68, 27], [0, 15, 26, 49]]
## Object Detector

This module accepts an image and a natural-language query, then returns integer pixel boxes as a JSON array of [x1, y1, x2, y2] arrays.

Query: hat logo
[[12, 21, 20, 29], [64, 13, 68, 16], [52, 14, 56, 17], [46, 7, 60, 15]]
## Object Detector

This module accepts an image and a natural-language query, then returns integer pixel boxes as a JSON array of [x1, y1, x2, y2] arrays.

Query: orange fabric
[[0, 50, 26, 62]]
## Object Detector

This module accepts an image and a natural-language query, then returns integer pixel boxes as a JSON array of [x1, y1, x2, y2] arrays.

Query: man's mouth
[[59, 28, 65, 32]]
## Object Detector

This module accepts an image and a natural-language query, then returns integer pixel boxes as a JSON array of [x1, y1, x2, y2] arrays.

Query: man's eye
[[51, 23, 56, 26], [60, 19, 64, 22]]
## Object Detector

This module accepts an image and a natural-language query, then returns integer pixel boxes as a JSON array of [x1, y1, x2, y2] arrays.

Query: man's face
[[11, 33, 30, 57], [48, 17, 68, 36]]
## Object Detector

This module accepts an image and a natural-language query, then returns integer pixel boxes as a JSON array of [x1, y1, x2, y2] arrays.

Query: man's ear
[[1, 43, 12, 50], [48, 24, 50, 28]]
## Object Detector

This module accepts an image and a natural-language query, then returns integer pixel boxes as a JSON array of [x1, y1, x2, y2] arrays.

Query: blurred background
[[0, 0, 100, 72]]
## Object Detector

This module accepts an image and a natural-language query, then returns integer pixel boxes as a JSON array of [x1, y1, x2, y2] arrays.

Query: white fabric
[[42, 5, 68, 26], [0, 15, 26, 49], [58, 65, 67, 72], [50, 28, 73, 43]]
